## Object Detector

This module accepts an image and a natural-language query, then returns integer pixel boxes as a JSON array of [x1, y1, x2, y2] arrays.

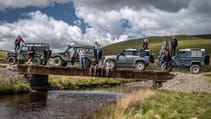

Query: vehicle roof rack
[[25, 43, 49, 47], [68, 45, 93, 48]]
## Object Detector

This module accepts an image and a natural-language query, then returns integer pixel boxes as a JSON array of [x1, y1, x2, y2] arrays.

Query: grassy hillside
[[0, 50, 7, 60], [1, 34, 211, 60], [103, 34, 211, 56]]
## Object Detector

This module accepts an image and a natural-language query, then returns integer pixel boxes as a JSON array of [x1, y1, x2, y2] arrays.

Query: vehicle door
[[18, 45, 28, 60], [173, 51, 190, 66], [116, 50, 133, 66], [63, 47, 71, 60]]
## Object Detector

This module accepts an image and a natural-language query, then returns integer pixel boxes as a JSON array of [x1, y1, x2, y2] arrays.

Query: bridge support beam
[[30, 75, 49, 91]]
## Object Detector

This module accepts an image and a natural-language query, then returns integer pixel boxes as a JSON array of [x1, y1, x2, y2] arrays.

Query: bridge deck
[[17, 65, 174, 81]]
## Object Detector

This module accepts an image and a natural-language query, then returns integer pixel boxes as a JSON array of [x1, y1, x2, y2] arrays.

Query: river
[[0, 81, 151, 119]]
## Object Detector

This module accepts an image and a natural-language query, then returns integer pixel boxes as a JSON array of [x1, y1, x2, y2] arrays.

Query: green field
[[49, 75, 133, 89], [0, 50, 7, 60], [103, 34, 211, 56], [91, 90, 211, 119]]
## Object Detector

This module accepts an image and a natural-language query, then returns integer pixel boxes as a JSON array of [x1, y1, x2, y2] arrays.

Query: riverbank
[[0, 68, 30, 94], [0, 67, 134, 94], [91, 72, 211, 119], [160, 72, 211, 93], [91, 90, 211, 119], [49, 75, 133, 90]]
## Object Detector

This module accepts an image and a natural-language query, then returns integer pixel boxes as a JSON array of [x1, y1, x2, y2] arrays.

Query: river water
[[0, 82, 151, 119]]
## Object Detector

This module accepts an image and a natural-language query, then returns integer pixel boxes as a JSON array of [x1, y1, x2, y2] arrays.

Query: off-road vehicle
[[7, 43, 51, 65], [104, 48, 154, 71], [51, 45, 96, 67], [158, 48, 210, 74]]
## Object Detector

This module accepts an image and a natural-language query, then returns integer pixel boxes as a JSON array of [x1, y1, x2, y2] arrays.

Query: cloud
[[0, 0, 72, 10], [1, 0, 211, 51], [73, 0, 211, 37], [0, 0, 190, 12], [0, 11, 127, 51], [73, 0, 190, 12], [0, 11, 83, 51]]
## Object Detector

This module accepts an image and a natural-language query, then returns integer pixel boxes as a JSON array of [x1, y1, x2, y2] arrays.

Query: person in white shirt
[[79, 48, 86, 68]]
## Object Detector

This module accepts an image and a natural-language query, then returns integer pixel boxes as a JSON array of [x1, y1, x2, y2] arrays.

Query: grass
[[48, 75, 134, 89], [0, 63, 7, 68], [0, 80, 30, 95], [103, 34, 211, 57], [90, 90, 211, 119], [0, 50, 7, 60]]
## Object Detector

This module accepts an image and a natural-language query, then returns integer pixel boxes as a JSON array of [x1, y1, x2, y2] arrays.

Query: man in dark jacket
[[170, 36, 178, 56]]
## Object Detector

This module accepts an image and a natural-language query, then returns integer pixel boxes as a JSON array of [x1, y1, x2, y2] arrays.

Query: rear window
[[191, 51, 203, 57]]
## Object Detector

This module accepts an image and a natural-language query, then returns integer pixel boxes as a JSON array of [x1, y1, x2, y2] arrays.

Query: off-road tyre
[[32, 57, 41, 65], [190, 64, 201, 74], [7, 56, 17, 65], [53, 57, 63, 67], [135, 61, 146, 71]]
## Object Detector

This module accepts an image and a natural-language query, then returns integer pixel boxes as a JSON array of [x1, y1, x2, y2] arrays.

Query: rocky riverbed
[[160, 72, 211, 93], [0, 66, 24, 81]]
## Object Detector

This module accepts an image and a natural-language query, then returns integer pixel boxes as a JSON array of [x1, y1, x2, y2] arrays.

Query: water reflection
[[0, 81, 151, 119], [0, 91, 122, 119]]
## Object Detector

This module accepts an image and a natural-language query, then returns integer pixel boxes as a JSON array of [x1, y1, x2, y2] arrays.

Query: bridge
[[17, 65, 174, 90]]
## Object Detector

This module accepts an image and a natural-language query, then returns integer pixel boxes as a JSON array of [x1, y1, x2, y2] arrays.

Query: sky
[[0, 0, 211, 51]]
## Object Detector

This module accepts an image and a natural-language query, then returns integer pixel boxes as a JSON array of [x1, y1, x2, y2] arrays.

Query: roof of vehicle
[[179, 48, 205, 52], [25, 43, 49, 47], [124, 48, 150, 52], [68, 45, 93, 48]]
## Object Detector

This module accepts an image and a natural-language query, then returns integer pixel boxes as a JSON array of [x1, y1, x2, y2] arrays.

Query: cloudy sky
[[0, 0, 211, 51]]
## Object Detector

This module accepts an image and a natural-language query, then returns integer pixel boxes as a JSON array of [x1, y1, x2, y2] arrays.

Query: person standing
[[79, 48, 86, 69], [15, 35, 25, 52], [94, 41, 102, 60], [43, 48, 51, 65], [142, 38, 149, 50], [162, 38, 169, 50], [70, 47, 77, 66], [170, 36, 178, 56]]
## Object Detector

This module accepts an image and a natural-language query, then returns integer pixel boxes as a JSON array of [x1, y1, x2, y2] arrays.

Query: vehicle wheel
[[161, 62, 173, 72], [7, 56, 17, 65], [106, 60, 115, 70], [135, 62, 145, 71], [190, 64, 201, 74], [53, 57, 63, 66], [32, 57, 41, 65]]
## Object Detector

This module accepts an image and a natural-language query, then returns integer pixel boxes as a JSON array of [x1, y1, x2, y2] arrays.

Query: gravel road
[[160, 72, 211, 93]]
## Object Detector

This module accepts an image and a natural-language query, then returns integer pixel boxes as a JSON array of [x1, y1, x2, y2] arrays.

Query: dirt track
[[160, 72, 211, 93]]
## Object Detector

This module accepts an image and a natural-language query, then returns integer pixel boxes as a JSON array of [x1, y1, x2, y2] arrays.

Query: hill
[[103, 34, 211, 56], [1, 34, 211, 60]]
